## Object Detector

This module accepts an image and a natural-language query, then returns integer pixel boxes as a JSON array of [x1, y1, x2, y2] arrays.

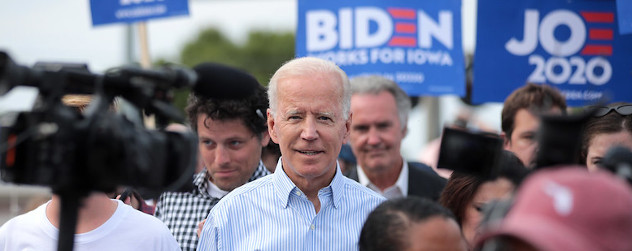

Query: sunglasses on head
[[591, 104, 632, 117]]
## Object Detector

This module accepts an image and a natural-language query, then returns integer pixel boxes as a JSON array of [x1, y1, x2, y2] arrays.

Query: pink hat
[[477, 166, 632, 251]]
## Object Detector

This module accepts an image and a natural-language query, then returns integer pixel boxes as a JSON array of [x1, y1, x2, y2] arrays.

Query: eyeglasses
[[591, 104, 632, 117]]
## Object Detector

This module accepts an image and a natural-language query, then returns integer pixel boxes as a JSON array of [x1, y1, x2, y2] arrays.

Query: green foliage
[[180, 28, 240, 68], [179, 27, 295, 86], [172, 27, 295, 115], [241, 31, 296, 85]]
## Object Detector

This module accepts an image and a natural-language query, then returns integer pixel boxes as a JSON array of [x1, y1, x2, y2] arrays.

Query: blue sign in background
[[90, 0, 190, 26], [297, 0, 464, 97], [617, 0, 632, 34], [474, 0, 632, 106]]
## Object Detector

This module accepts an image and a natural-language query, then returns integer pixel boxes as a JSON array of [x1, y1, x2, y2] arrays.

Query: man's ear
[[260, 131, 271, 147], [343, 112, 352, 142], [501, 131, 511, 149], [267, 109, 279, 144]]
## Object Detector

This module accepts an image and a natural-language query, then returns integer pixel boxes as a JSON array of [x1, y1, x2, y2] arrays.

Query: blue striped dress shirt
[[197, 159, 386, 251]]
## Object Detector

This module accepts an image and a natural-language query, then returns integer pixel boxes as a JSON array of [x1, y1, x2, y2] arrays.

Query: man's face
[[349, 91, 405, 173], [504, 107, 562, 166], [197, 115, 269, 191], [267, 73, 350, 184]]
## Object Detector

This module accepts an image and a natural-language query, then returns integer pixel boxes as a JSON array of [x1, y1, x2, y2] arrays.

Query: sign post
[[137, 22, 151, 69]]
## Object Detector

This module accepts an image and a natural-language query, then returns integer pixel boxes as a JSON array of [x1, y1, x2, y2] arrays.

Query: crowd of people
[[0, 56, 631, 251]]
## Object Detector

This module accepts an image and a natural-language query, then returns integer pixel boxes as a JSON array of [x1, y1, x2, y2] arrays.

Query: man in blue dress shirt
[[197, 57, 386, 250]]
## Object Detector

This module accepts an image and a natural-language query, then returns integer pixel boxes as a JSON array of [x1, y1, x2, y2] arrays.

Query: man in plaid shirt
[[154, 63, 272, 251]]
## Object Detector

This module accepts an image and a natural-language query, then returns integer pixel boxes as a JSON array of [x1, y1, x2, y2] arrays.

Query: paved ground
[[0, 183, 51, 225]]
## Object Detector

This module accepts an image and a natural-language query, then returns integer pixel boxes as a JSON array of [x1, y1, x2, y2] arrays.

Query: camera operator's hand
[[116, 190, 140, 209], [114, 188, 156, 215]]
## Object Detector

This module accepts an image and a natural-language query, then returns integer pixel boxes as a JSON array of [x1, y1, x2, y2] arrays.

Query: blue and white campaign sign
[[90, 0, 190, 26], [297, 0, 465, 97], [617, 0, 632, 34], [473, 0, 632, 106]]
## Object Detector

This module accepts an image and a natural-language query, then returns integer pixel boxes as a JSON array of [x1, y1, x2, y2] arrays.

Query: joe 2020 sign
[[473, 0, 632, 106]]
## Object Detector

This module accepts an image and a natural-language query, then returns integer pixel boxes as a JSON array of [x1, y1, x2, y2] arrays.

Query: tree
[[172, 27, 295, 113]]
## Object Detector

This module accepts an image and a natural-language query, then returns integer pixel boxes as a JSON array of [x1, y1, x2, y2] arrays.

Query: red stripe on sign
[[388, 8, 416, 19], [589, 29, 613, 40], [581, 45, 612, 56], [395, 23, 416, 34], [5, 135, 16, 167], [388, 37, 416, 47], [581, 12, 614, 23]]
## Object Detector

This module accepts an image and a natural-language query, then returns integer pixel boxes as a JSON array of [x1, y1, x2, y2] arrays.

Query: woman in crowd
[[439, 150, 528, 250], [581, 102, 632, 172]]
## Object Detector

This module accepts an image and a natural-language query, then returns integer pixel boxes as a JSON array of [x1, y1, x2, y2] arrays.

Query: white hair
[[349, 75, 411, 129], [268, 57, 351, 120]]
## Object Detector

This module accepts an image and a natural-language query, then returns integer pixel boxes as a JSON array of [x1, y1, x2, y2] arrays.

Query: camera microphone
[[0, 52, 42, 95], [1, 51, 198, 97], [109, 65, 197, 90]]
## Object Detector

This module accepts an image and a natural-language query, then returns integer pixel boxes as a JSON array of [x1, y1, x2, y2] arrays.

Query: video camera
[[437, 127, 505, 179], [0, 51, 198, 194]]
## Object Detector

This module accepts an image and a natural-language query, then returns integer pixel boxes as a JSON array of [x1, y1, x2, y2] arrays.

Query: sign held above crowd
[[474, 0, 632, 106], [90, 0, 190, 26], [296, 0, 465, 97]]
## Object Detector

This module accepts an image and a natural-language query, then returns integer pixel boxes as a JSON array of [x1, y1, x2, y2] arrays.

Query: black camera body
[[437, 127, 504, 179], [0, 51, 197, 195], [1, 109, 197, 193]]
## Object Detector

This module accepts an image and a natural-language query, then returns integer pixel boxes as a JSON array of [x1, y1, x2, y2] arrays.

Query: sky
[[0, 0, 299, 72], [0, 0, 298, 112]]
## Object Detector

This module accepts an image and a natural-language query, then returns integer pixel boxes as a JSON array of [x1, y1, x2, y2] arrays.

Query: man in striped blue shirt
[[197, 57, 386, 250]]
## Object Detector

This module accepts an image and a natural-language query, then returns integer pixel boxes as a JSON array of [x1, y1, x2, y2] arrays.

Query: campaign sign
[[474, 0, 632, 106], [90, 0, 190, 26], [297, 0, 465, 97], [617, 0, 632, 34]]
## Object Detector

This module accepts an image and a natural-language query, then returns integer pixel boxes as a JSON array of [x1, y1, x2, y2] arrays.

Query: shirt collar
[[207, 179, 230, 198], [357, 160, 409, 197], [196, 160, 270, 198], [194, 171, 210, 196], [273, 157, 345, 209]]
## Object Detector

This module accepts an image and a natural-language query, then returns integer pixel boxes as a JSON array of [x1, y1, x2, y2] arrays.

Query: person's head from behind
[[501, 83, 566, 167], [360, 197, 467, 251], [267, 57, 351, 185], [440, 150, 528, 248], [59, 95, 118, 197], [348, 75, 410, 174], [186, 63, 270, 191], [476, 167, 632, 251], [581, 102, 632, 172]]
